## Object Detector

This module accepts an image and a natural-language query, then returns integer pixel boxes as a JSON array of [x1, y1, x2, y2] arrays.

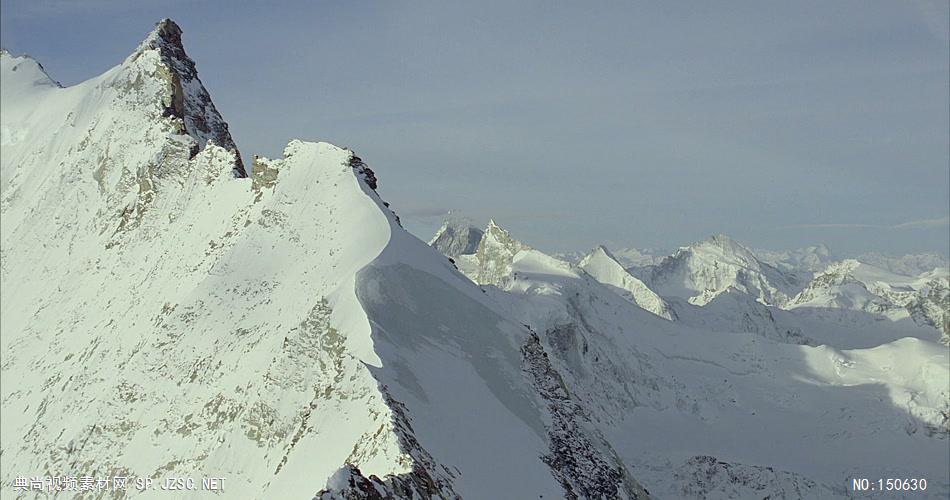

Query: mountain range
[[1, 19, 947, 500]]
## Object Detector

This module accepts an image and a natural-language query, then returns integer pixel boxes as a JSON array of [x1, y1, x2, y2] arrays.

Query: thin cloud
[[780, 217, 949, 230], [893, 217, 950, 229]]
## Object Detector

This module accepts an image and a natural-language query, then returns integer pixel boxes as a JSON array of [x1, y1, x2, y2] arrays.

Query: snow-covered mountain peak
[[578, 246, 674, 320], [690, 234, 761, 263], [822, 258, 861, 279], [578, 245, 623, 269], [126, 18, 245, 177], [135, 18, 186, 53], [0, 49, 60, 89], [790, 259, 950, 344], [448, 219, 534, 286], [2, 18, 246, 200], [587, 244, 614, 260], [481, 218, 528, 253], [428, 218, 484, 258], [647, 234, 796, 306]]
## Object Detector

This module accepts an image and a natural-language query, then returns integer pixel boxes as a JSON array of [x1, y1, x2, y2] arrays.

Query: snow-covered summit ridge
[[2, 21, 654, 499], [0, 48, 61, 89], [2, 19, 246, 197], [578, 246, 674, 320], [646, 233, 797, 306], [431, 223, 949, 498], [790, 259, 950, 344], [131, 18, 246, 177]]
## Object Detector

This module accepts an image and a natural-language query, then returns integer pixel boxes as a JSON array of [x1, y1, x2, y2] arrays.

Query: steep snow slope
[[1, 38, 414, 493], [452, 224, 949, 499], [2, 20, 654, 499], [644, 235, 800, 307], [578, 246, 674, 320], [0, 49, 62, 191], [350, 214, 648, 498]]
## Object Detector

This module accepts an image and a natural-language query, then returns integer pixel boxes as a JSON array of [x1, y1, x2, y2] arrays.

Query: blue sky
[[2, 0, 948, 256]]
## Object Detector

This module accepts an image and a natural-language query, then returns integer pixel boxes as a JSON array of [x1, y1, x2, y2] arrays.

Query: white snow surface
[[0, 22, 581, 499], [4, 18, 949, 500], [578, 246, 674, 320], [644, 234, 799, 307], [446, 222, 949, 499]]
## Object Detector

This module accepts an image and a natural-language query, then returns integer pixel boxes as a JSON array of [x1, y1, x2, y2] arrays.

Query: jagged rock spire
[[134, 19, 247, 177]]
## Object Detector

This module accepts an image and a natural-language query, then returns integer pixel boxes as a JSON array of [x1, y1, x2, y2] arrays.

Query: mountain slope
[[1, 20, 653, 499], [446, 224, 949, 499], [790, 260, 949, 345], [427, 218, 483, 258], [4, 17, 948, 500], [453, 220, 529, 287], [645, 234, 800, 306], [578, 246, 674, 320]]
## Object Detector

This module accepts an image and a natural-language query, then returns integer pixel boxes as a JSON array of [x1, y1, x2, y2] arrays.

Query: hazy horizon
[[2, 1, 947, 257]]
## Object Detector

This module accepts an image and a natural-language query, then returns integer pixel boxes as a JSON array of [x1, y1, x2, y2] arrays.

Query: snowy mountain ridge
[[430, 220, 949, 499], [642, 234, 798, 307], [1, 20, 654, 499], [2, 18, 948, 500], [577, 246, 675, 320]]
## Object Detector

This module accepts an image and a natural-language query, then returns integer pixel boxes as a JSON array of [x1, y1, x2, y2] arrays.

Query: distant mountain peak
[[579, 246, 674, 319], [693, 234, 753, 256], [592, 244, 612, 256], [429, 218, 484, 257], [650, 234, 795, 306], [482, 219, 528, 252], [0, 48, 61, 88]]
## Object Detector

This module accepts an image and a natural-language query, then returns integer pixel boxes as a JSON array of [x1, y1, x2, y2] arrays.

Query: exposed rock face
[[909, 276, 950, 346], [4, 20, 667, 500], [428, 219, 484, 258], [454, 220, 529, 287], [791, 259, 950, 344], [667, 456, 846, 499], [522, 331, 651, 500], [5, 17, 949, 500], [135, 19, 246, 177], [315, 391, 460, 500]]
